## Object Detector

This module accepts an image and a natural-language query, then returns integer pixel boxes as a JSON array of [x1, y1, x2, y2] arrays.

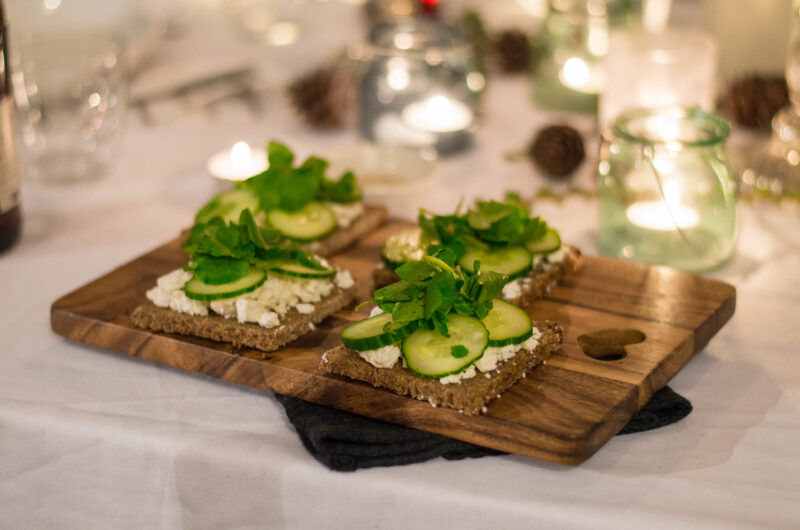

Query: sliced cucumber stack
[[401, 314, 488, 378], [341, 312, 418, 351], [526, 227, 561, 255], [195, 189, 260, 225], [459, 245, 533, 280], [381, 228, 434, 269], [184, 268, 266, 301], [272, 261, 336, 279], [481, 300, 533, 347], [267, 201, 338, 242]]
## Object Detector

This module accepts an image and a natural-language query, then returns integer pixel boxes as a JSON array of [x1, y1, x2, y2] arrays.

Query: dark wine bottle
[[0, 0, 20, 254]]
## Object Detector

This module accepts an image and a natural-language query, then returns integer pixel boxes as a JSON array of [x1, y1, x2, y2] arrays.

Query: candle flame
[[231, 142, 252, 171], [561, 57, 590, 88], [627, 179, 699, 231]]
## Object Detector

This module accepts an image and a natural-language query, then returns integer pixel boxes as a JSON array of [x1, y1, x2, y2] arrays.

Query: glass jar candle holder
[[533, 0, 636, 113], [359, 17, 483, 155], [597, 107, 739, 272], [600, 29, 718, 128]]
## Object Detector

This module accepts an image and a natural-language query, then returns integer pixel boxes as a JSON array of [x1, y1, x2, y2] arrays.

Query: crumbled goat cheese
[[209, 298, 237, 318], [369, 306, 385, 317], [474, 328, 541, 373], [334, 269, 354, 290], [358, 344, 401, 369], [146, 269, 209, 316], [148, 267, 342, 328], [326, 201, 364, 228], [546, 247, 568, 264], [258, 311, 280, 328], [439, 365, 476, 385], [501, 279, 522, 300]]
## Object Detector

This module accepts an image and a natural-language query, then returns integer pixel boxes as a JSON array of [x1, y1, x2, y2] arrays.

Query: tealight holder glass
[[597, 107, 739, 272], [359, 17, 483, 155], [533, 0, 636, 113]]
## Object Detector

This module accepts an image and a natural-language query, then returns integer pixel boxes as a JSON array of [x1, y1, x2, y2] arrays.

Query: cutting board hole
[[577, 329, 646, 361]]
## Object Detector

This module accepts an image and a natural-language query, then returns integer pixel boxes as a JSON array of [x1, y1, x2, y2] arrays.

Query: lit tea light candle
[[207, 141, 268, 182], [401, 94, 474, 133], [627, 180, 699, 230], [559, 57, 605, 94]]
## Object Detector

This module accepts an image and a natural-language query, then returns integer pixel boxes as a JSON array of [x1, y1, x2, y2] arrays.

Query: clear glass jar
[[597, 107, 739, 272], [358, 17, 483, 155], [533, 0, 636, 113]]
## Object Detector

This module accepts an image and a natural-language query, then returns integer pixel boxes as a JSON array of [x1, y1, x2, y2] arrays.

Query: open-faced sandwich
[[132, 209, 356, 352], [373, 198, 581, 307], [321, 249, 563, 414], [196, 141, 387, 256]]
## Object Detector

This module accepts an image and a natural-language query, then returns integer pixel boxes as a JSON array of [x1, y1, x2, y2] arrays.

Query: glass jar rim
[[368, 18, 470, 58], [610, 107, 731, 147]]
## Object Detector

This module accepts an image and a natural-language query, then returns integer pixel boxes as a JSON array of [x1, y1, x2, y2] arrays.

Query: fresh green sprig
[[183, 209, 326, 285], [365, 248, 507, 337], [418, 198, 551, 261], [237, 141, 361, 213]]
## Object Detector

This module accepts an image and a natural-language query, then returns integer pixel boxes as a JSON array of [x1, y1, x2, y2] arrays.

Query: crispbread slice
[[320, 320, 563, 415], [371, 245, 582, 308], [131, 284, 356, 353], [304, 205, 388, 256]]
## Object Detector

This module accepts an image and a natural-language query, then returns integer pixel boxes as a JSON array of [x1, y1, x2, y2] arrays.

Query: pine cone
[[718, 75, 789, 131], [288, 65, 355, 129], [528, 125, 585, 179], [494, 29, 530, 73]]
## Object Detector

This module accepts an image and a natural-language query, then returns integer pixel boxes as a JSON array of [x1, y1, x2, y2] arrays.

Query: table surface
[[2, 1, 799, 529]]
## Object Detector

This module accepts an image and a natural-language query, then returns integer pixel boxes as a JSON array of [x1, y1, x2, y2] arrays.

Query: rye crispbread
[[304, 205, 387, 256], [320, 320, 563, 415], [371, 245, 582, 307], [131, 284, 356, 353]]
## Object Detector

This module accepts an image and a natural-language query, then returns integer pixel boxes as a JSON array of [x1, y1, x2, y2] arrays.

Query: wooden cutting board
[[50, 221, 735, 465]]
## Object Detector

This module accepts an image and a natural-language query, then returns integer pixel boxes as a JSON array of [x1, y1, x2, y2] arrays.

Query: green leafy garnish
[[450, 345, 469, 358], [365, 248, 507, 336], [417, 198, 553, 262], [467, 200, 547, 245], [183, 209, 327, 285], [236, 141, 361, 213]]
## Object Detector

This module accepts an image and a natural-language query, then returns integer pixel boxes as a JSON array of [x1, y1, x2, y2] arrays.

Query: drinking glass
[[12, 33, 127, 184]]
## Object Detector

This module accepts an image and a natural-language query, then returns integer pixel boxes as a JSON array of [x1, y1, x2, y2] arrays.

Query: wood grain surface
[[50, 220, 736, 465]]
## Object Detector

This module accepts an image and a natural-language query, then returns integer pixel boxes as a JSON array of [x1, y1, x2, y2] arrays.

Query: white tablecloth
[[1, 2, 799, 528]]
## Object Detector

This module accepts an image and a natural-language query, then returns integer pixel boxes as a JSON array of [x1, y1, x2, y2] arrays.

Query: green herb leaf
[[450, 345, 468, 358], [467, 200, 546, 245], [424, 271, 457, 318], [239, 142, 362, 213], [395, 260, 437, 284], [267, 141, 294, 168], [191, 255, 250, 285], [183, 217, 254, 260], [318, 170, 362, 204]]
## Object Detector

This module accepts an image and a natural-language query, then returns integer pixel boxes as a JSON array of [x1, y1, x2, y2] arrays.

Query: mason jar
[[597, 107, 739, 272], [358, 17, 483, 155]]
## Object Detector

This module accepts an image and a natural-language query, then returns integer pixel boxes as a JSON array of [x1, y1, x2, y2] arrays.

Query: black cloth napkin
[[276, 386, 692, 472]]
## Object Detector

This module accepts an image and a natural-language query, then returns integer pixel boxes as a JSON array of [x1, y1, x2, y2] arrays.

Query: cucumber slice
[[459, 245, 533, 280], [482, 299, 533, 347], [381, 228, 435, 269], [267, 202, 338, 242], [272, 261, 336, 279], [195, 189, 260, 224], [526, 228, 561, 255], [341, 312, 418, 351], [401, 314, 488, 378], [184, 268, 266, 301]]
